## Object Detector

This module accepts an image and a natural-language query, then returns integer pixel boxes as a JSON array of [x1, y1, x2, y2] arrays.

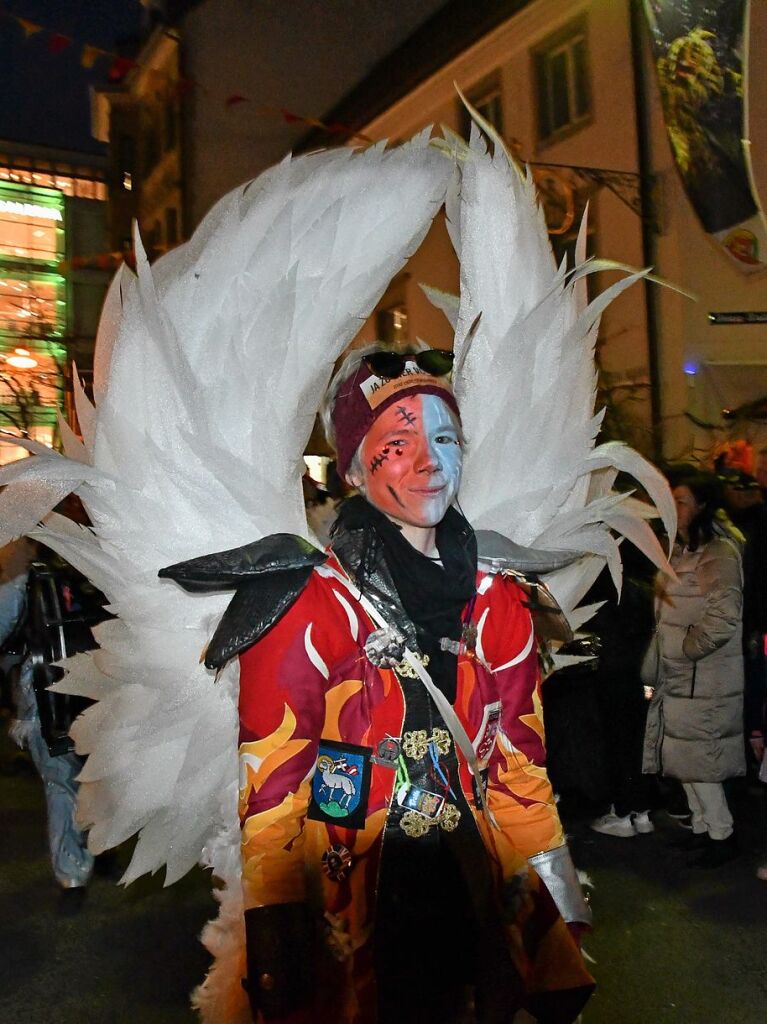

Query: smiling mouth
[[410, 484, 447, 495]]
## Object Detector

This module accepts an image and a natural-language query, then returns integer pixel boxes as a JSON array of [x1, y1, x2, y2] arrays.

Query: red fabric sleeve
[[237, 573, 346, 909], [480, 577, 565, 865]]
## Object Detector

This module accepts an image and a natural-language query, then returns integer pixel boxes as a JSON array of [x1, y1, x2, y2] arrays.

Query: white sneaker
[[590, 807, 636, 838], [631, 810, 655, 834]]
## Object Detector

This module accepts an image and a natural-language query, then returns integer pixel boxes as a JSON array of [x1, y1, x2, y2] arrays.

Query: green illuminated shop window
[[0, 273, 65, 342], [0, 181, 65, 264]]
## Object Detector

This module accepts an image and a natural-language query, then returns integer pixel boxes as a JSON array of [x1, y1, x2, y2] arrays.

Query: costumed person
[[642, 472, 745, 868], [0, 114, 675, 1023], [168, 343, 594, 1023]]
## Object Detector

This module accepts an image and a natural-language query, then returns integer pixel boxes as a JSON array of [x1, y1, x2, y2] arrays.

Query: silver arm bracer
[[528, 844, 592, 926]]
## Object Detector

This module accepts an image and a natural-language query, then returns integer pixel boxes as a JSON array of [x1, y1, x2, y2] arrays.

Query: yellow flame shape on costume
[[494, 729, 562, 849], [519, 684, 546, 744], [241, 787, 311, 905], [239, 703, 309, 812], [321, 678, 363, 742]]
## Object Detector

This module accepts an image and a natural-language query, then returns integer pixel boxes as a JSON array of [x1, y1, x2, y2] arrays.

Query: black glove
[[243, 902, 314, 1021]]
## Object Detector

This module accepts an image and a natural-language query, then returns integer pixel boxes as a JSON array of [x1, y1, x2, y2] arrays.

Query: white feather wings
[[0, 134, 452, 885]]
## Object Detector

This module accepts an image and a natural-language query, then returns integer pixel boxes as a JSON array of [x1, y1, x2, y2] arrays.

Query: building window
[[0, 210, 59, 262], [534, 19, 591, 145], [376, 304, 409, 345], [0, 425, 55, 464], [460, 74, 503, 137], [0, 188, 64, 263], [0, 278, 64, 340], [0, 163, 106, 200]]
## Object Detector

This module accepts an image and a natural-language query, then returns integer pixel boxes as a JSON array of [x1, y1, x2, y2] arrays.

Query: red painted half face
[[352, 394, 462, 529]]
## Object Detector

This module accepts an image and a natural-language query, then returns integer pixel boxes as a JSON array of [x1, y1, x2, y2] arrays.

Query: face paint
[[355, 394, 462, 529]]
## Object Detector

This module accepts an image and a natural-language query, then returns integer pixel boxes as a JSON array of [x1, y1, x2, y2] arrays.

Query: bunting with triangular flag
[[47, 32, 72, 55], [16, 17, 42, 38], [2, 7, 369, 143]]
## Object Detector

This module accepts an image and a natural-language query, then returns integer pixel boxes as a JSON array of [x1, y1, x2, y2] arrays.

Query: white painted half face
[[352, 393, 462, 529]]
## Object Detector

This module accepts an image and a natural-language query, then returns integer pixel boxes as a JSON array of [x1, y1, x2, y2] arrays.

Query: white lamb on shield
[[317, 755, 356, 808]]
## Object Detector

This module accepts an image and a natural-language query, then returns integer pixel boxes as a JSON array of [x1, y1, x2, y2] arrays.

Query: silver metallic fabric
[[528, 843, 592, 926], [476, 530, 582, 573]]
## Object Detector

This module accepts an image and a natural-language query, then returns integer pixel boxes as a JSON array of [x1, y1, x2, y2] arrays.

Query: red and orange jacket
[[238, 552, 592, 1021]]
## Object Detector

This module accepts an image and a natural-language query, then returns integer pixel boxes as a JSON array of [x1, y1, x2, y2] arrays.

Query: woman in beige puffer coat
[[643, 472, 745, 868]]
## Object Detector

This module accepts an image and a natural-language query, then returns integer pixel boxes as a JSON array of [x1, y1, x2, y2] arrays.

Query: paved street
[[0, 728, 212, 1024], [1, 724, 766, 1024], [570, 783, 767, 1023]]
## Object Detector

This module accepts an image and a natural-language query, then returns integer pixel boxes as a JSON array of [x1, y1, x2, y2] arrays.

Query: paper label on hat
[[360, 362, 451, 410]]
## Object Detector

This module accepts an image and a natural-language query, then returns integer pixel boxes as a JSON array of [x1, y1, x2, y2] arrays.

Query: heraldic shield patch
[[308, 739, 372, 831]]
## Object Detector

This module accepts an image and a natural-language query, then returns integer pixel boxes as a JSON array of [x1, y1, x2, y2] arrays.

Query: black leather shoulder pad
[[158, 534, 328, 669], [204, 564, 317, 669], [158, 533, 326, 593]]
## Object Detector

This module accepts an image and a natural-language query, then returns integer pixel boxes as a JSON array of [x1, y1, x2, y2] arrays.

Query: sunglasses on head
[[363, 349, 455, 380]]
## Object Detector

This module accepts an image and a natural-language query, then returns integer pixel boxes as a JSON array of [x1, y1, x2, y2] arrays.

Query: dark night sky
[[0, 0, 142, 154]]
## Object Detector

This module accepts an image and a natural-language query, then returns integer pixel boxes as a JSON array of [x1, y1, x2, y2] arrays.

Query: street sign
[[708, 311, 767, 324]]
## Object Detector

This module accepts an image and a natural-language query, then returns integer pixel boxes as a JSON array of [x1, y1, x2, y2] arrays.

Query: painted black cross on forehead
[[396, 405, 417, 427]]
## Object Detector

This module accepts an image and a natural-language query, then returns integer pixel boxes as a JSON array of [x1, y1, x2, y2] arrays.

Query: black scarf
[[333, 496, 477, 701]]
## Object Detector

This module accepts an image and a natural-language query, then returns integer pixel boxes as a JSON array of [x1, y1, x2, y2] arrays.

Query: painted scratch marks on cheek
[[396, 405, 417, 427], [369, 447, 390, 475], [386, 484, 406, 509]]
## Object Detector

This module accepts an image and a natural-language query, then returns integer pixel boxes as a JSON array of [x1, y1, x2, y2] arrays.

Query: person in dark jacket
[[588, 545, 657, 838]]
